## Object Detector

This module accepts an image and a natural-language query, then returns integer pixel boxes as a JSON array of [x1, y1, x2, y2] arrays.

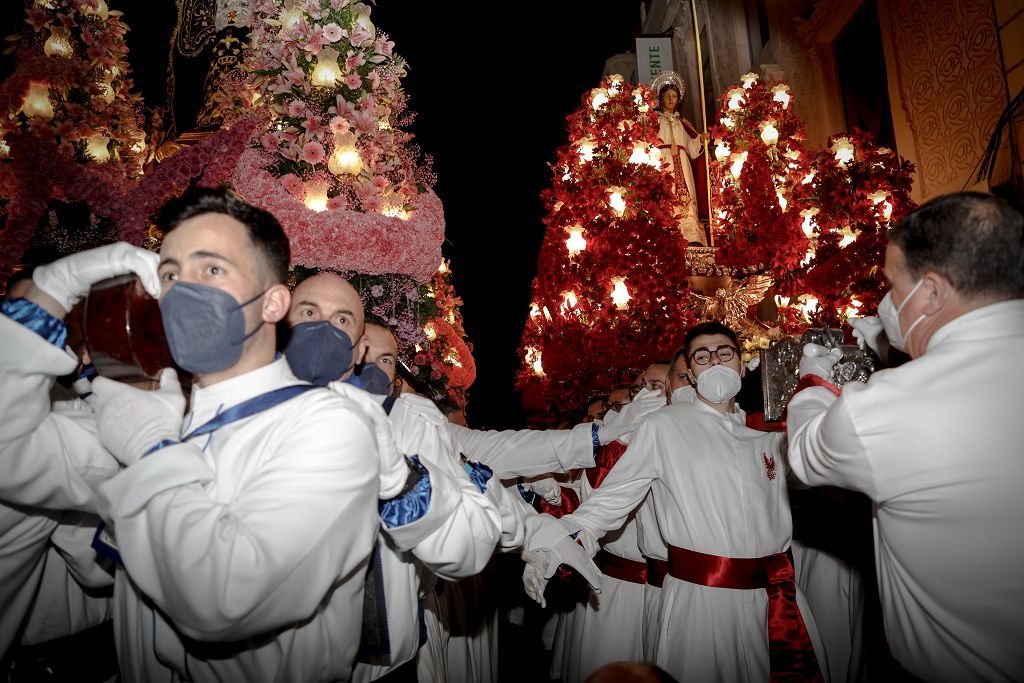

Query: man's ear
[[921, 271, 953, 315], [353, 332, 369, 366], [261, 284, 291, 324]]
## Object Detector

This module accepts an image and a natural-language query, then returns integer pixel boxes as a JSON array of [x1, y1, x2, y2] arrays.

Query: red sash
[[645, 557, 669, 587], [535, 486, 581, 518], [666, 544, 824, 682], [586, 440, 628, 490], [595, 549, 648, 584]]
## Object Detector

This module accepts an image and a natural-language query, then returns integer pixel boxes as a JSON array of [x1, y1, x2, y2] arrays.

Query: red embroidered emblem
[[763, 453, 777, 481]]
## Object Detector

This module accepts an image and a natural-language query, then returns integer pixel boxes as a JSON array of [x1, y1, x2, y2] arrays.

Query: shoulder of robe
[[680, 118, 699, 137]]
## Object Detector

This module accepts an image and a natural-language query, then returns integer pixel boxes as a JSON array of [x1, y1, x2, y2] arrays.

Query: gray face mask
[[356, 363, 393, 396], [159, 282, 266, 374]]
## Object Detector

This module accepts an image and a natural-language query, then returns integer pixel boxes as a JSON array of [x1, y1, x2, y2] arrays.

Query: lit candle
[[85, 133, 111, 162], [772, 83, 791, 108], [44, 27, 73, 58], [610, 277, 630, 309], [21, 83, 54, 121], [759, 119, 779, 146], [303, 181, 329, 212], [565, 225, 587, 256], [311, 47, 342, 88], [714, 140, 731, 163]]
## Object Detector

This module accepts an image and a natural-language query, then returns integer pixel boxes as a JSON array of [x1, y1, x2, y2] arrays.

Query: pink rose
[[344, 73, 362, 90], [322, 23, 343, 42], [301, 141, 325, 165]]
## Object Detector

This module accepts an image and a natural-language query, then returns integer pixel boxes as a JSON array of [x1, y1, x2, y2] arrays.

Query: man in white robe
[[1, 189, 389, 682], [524, 321, 827, 682], [282, 281, 507, 682], [787, 192, 1024, 682]]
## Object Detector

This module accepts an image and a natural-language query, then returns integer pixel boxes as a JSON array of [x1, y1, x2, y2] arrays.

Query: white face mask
[[670, 385, 696, 405], [694, 364, 742, 404], [878, 280, 926, 353]]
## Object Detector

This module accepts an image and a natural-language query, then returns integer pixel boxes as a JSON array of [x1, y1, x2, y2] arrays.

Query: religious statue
[[652, 71, 709, 246]]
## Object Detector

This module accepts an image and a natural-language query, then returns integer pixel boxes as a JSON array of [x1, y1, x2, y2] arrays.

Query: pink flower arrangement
[[230, 145, 444, 280]]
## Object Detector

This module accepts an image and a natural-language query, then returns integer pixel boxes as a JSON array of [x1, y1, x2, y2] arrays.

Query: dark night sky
[[1, 2, 642, 429]]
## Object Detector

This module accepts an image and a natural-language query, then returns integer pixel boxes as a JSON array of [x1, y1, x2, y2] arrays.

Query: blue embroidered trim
[[2, 298, 68, 347], [379, 455, 431, 528], [591, 422, 601, 453], [462, 460, 493, 493], [142, 439, 178, 459], [516, 480, 537, 506]]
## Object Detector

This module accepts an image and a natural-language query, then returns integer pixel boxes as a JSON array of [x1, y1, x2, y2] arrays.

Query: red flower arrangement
[[516, 75, 695, 414]]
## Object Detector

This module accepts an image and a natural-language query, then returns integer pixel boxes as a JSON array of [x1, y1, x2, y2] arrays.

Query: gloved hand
[[521, 513, 602, 605], [848, 316, 888, 358], [90, 368, 185, 466], [524, 477, 562, 505], [329, 380, 409, 498], [32, 242, 160, 314], [522, 551, 552, 607], [799, 343, 843, 381], [615, 388, 665, 439], [596, 412, 635, 445]]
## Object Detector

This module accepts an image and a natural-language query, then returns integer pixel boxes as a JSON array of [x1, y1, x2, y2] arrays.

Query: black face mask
[[354, 362, 393, 396], [284, 321, 354, 386]]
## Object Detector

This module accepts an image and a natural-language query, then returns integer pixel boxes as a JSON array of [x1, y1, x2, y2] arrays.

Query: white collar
[[189, 357, 304, 423]]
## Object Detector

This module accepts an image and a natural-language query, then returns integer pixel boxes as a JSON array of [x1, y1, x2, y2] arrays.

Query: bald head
[[288, 272, 365, 342], [585, 662, 678, 683]]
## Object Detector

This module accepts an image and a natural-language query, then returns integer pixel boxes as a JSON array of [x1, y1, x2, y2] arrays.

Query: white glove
[[596, 419, 635, 446], [615, 388, 665, 435], [799, 343, 843, 381], [848, 316, 888, 358], [32, 242, 160, 313], [90, 368, 185, 466], [521, 514, 602, 601], [329, 381, 409, 498], [524, 477, 562, 505], [522, 551, 552, 607]]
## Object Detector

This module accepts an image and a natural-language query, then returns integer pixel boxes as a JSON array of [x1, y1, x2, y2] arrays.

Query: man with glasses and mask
[[0, 188, 383, 682], [788, 192, 1024, 682], [522, 321, 828, 682]]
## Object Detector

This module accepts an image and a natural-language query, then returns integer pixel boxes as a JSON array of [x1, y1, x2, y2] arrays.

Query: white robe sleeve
[[449, 422, 596, 477], [0, 316, 119, 512], [96, 394, 380, 642], [561, 423, 660, 551], [786, 384, 880, 498], [378, 396, 502, 579]]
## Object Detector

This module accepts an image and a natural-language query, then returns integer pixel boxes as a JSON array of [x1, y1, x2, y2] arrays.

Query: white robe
[[95, 358, 381, 682], [787, 299, 1024, 682], [559, 400, 828, 682], [448, 422, 596, 478], [0, 316, 118, 658], [558, 445, 645, 682], [354, 394, 503, 682]]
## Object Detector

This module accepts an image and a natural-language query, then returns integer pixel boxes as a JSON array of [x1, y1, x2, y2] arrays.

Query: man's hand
[[31, 242, 160, 316], [524, 477, 562, 505], [849, 316, 889, 359], [799, 343, 843, 381], [616, 388, 665, 432], [90, 368, 185, 466], [597, 420, 634, 446]]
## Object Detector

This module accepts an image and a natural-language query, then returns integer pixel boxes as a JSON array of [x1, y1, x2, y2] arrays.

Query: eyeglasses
[[607, 400, 629, 413], [689, 345, 738, 366]]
